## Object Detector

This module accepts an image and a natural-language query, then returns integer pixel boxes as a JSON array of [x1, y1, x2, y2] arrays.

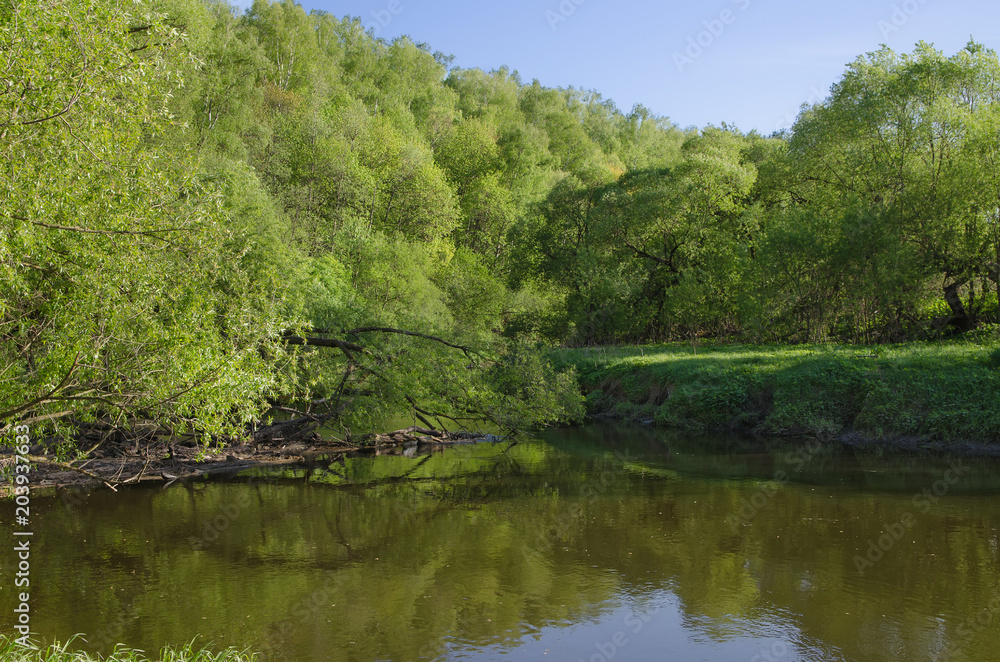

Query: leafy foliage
[[5, 1, 1000, 448], [0, 0, 285, 440]]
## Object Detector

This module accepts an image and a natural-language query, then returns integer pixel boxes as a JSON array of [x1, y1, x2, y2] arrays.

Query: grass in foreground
[[0, 636, 258, 662], [552, 336, 1000, 444]]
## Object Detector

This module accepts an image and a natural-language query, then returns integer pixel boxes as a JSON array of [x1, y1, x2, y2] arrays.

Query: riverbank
[[552, 340, 1000, 449], [0, 427, 491, 494]]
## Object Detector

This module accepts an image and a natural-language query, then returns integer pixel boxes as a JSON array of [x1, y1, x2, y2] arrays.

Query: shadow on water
[[2, 423, 1000, 661]]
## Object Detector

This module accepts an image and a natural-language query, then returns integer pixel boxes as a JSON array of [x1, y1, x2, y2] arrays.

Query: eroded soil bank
[[1, 426, 492, 493]]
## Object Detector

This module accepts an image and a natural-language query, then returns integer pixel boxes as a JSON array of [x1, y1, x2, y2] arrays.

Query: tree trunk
[[944, 282, 974, 331]]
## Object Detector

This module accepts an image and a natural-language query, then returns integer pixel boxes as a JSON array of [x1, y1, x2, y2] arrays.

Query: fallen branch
[[26, 454, 120, 491]]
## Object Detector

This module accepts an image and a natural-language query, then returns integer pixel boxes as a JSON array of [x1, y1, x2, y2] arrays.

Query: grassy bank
[[552, 338, 1000, 445], [0, 637, 257, 662]]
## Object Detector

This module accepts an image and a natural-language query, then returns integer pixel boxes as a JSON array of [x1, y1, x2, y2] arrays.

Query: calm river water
[[2, 425, 1000, 661]]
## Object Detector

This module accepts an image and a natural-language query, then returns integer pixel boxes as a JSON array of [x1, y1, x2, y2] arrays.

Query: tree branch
[[0, 352, 81, 423], [24, 218, 183, 241], [280, 334, 368, 355], [347, 327, 477, 357]]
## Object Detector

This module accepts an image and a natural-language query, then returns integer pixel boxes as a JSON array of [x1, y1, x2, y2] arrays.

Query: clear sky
[[240, 0, 1000, 134]]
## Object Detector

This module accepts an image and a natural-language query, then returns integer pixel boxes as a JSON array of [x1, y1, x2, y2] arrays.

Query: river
[[2, 424, 999, 661]]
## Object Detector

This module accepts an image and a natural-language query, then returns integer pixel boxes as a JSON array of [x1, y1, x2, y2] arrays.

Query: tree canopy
[[4, 0, 1000, 451]]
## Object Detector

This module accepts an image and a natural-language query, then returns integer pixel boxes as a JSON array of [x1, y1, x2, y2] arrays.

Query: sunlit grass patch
[[553, 340, 1000, 443]]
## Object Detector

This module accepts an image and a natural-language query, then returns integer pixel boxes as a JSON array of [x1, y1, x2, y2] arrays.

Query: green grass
[[0, 636, 259, 662], [552, 337, 1000, 444]]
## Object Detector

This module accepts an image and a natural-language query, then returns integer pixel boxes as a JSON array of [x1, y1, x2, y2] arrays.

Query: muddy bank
[[833, 431, 1000, 457], [1, 427, 496, 493]]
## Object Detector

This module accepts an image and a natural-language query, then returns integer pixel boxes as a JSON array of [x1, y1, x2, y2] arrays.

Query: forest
[[4, 0, 1000, 449]]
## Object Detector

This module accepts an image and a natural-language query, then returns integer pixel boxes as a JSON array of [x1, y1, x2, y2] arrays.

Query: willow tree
[[0, 0, 288, 441], [787, 41, 1000, 332], [603, 128, 759, 341]]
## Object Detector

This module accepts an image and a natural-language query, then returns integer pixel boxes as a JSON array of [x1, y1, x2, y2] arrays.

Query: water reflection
[[1, 425, 999, 661]]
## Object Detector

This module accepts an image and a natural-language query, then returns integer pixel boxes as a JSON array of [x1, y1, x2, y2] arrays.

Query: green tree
[[607, 128, 758, 341], [788, 41, 1000, 332], [1, 0, 287, 439]]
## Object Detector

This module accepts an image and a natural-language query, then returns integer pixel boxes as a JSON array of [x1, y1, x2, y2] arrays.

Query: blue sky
[[240, 0, 1000, 134]]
